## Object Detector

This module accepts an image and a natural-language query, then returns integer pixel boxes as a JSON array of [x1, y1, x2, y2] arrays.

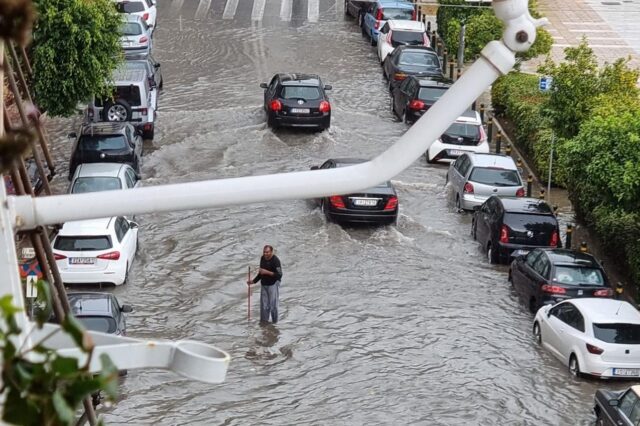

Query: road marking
[[252, 0, 266, 20], [280, 0, 292, 21], [569, 29, 640, 33], [222, 0, 239, 19], [195, 0, 212, 19], [553, 43, 633, 48], [170, 0, 185, 14], [561, 21, 609, 26], [308, 0, 320, 22]]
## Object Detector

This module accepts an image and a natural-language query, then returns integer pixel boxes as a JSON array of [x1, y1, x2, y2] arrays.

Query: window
[[391, 31, 424, 47], [122, 22, 143, 36], [144, 0, 154, 8], [54, 236, 112, 251], [382, 7, 413, 20], [532, 254, 548, 278], [398, 51, 439, 68], [418, 87, 447, 103], [77, 317, 117, 334], [281, 86, 321, 100], [117, 2, 145, 13], [553, 266, 605, 286], [114, 217, 130, 242], [79, 135, 128, 151], [525, 251, 541, 268], [71, 177, 122, 193], [593, 323, 640, 344], [468, 168, 521, 187], [399, 78, 411, 92], [125, 169, 137, 188], [619, 390, 639, 419], [562, 304, 585, 332], [458, 156, 471, 176], [380, 23, 389, 33]]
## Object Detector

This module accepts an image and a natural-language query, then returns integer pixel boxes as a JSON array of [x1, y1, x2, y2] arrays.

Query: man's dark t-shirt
[[252, 255, 282, 286]]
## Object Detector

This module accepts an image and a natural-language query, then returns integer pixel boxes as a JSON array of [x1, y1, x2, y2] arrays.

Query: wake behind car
[[311, 158, 398, 225], [509, 248, 613, 313], [534, 299, 640, 379], [472, 196, 560, 264], [383, 46, 443, 91], [594, 386, 640, 425], [261, 73, 332, 130], [427, 110, 489, 163], [68, 123, 143, 179], [391, 75, 452, 124]]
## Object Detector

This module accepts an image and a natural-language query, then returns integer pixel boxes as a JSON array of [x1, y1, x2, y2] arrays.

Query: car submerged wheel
[[569, 354, 581, 377], [455, 195, 462, 213], [487, 243, 499, 264], [533, 322, 541, 344]]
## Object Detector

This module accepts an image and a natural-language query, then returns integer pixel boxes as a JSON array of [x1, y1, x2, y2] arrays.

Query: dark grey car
[[67, 292, 133, 336], [382, 45, 443, 92]]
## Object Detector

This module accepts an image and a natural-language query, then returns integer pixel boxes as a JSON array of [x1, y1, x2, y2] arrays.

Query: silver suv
[[446, 152, 525, 211], [87, 68, 158, 139]]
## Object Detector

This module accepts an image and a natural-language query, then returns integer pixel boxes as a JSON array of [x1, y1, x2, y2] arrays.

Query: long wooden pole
[[247, 266, 251, 321]]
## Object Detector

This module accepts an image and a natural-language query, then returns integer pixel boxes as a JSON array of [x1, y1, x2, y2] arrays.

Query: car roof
[[387, 19, 423, 31], [75, 163, 126, 178], [378, 0, 415, 9], [455, 109, 481, 123], [123, 14, 145, 24], [467, 153, 516, 169], [59, 217, 116, 235], [497, 197, 554, 214], [414, 76, 453, 87], [80, 122, 129, 135], [540, 248, 599, 267], [396, 45, 436, 54], [570, 299, 640, 324], [111, 68, 148, 84], [278, 73, 321, 86], [68, 292, 116, 317]]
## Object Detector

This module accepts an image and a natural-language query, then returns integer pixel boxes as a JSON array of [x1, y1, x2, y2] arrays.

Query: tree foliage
[[31, 0, 123, 117]]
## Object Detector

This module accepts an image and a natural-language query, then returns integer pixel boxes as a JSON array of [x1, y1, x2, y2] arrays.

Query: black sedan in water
[[382, 45, 443, 92], [391, 75, 452, 124], [260, 73, 331, 130], [311, 158, 399, 225], [594, 386, 640, 425], [509, 248, 613, 313]]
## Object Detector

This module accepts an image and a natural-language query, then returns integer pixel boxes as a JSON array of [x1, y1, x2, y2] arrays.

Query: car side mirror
[[154, 63, 161, 69], [609, 399, 619, 407], [324, 84, 332, 91], [260, 83, 268, 89], [121, 304, 133, 313], [129, 221, 139, 229], [310, 166, 319, 171], [68, 132, 77, 138]]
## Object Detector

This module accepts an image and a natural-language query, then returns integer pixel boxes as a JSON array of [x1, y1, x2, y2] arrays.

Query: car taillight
[[411, 9, 416, 20], [393, 73, 407, 81], [329, 196, 345, 209], [384, 196, 398, 211], [387, 30, 393, 45], [586, 343, 604, 355], [594, 288, 614, 297], [376, 9, 383, 20], [499, 225, 509, 243], [516, 187, 525, 197], [550, 230, 559, 247], [408, 100, 425, 110], [143, 12, 149, 21], [139, 36, 148, 43], [269, 100, 282, 112], [97, 251, 121, 260], [463, 182, 474, 194], [53, 253, 66, 260], [541, 284, 567, 294], [319, 101, 331, 113]]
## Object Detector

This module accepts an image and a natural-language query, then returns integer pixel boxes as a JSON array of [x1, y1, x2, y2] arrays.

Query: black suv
[[260, 73, 332, 130], [472, 196, 561, 264], [391, 75, 452, 124], [509, 248, 612, 313], [68, 122, 143, 179]]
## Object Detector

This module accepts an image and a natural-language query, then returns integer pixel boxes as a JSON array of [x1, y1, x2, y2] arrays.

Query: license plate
[[448, 149, 465, 156], [510, 249, 530, 258], [614, 368, 640, 376], [69, 257, 96, 265], [353, 199, 377, 206], [290, 108, 310, 114]]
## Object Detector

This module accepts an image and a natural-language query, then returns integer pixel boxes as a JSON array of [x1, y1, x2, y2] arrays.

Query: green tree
[[31, 0, 123, 117]]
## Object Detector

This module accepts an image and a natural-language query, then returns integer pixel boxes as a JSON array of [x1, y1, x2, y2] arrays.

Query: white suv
[[426, 109, 489, 163], [52, 216, 138, 286]]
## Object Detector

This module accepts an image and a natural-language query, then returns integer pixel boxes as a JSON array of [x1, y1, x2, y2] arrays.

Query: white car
[[52, 217, 138, 286], [426, 109, 489, 163], [68, 163, 140, 194], [377, 20, 429, 64], [115, 0, 157, 30], [534, 298, 640, 379], [120, 14, 153, 58]]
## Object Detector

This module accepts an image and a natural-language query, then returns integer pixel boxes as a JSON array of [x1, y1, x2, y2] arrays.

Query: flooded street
[[45, 0, 625, 424]]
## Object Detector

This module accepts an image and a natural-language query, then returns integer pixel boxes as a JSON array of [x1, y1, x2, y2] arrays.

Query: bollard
[[479, 103, 485, 123], [437, 40, 443, 57], [422, 15, 426, 26], [431, 30, 437, 48], [487, 117, 493, 142], [442, 50, 448, 73], [565, 224, 573, 249], [456, 68, 461, 80], [616, 282, 624, 299], [579, 241, 588, 253], [417, 10, 422, 21], [449, 62, 455, 80], [505, 143, 512, 156], [516, 157, 523, 169], [495, 130, 502, 153], [527, 174, 533, 197], [427, 21, 431, 33]]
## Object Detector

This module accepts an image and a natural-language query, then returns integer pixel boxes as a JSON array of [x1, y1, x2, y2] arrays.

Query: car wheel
[[595, 410, 604, 426], [104, 99, 132, 122], [143, 126, 154, 140], [370, 32, 376, 46], [569, 354, 581, 378], [267, 115, 278, 129], [487, 243, 498, 264], [426, 152, 436, 164], [403, 110, 412, 125], [359, 14, 365, 33], [123, 263, 129, 285], [471, 220, 477, 240], [529, 298, 537, 314], [533, 322, 542, 345], [455, 195, 462, 213], [159, 77, 164, 89]]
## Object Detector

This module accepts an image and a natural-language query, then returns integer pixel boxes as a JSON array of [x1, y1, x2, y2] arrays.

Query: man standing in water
[[247, 245, 282, 323]]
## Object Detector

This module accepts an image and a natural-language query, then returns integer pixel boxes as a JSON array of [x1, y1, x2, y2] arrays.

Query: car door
[[378, 23, 390, 59], [529, 253, 551, 306], [559, 304, 586, 364], [384, 48, 396, 76], [319, 160, 334, 206], [264, 76, 278, 108], [512, 250, 541, 300], [615, 390, 640, 426], [475, 197, 493, 246], [365, 3, 378, 35], [124, 167, 139, 189], [540, 303, 572, 362], [394, 78, 409, 115], [118, 217, 136, 266]]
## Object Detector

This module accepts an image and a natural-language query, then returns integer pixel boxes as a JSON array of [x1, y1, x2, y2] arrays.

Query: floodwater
[[45, 0, 628, 424]]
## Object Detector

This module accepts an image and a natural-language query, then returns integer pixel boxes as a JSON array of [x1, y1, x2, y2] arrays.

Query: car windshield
[[72, 177, 122, 193], [281, 86, 321, 100], [122, 23, 143, 36], [444, 122, 480, 139], [54, 236, 112, 251], [391, 31, 423, 45], [418, 87, 447, 102], [117, 2, 145, 13], [124, 61, 150, 73], [553, 265, 605, 285], [79, 135, 128, 151], [503, 212, 557, 229], [383, 8, 413, 20], [469, 167, 520, 186], [593, 323, 640, 344], [398, 51, 438, 68], [77, 317, 117, 334]]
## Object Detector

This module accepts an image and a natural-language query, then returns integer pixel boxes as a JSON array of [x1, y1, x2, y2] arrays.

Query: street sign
[[21, 247, 36, 259], [539, 76, 553, 92], [26, 274, 38, 298]]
